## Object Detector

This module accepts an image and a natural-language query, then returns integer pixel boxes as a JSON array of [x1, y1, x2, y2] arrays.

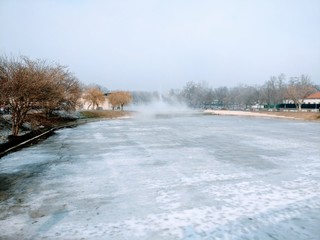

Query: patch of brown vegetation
[[261, 111, 320, 121], [204, 109, 320, 121], [25, 113, 77, 129], [79, 110, 132, 119]]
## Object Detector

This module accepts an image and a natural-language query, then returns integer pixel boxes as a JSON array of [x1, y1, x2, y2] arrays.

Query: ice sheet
[[1, 115, 320, 239]]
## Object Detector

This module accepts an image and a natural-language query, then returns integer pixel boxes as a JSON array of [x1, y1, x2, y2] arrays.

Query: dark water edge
[[0, 129, 55, 156], [0, 119, 90, 158]]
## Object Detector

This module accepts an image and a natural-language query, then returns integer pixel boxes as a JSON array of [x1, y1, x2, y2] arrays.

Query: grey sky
[[1, 0, 319, 91]]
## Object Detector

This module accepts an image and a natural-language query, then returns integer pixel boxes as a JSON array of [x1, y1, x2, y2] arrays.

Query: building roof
[[306, 92, 320, 99]]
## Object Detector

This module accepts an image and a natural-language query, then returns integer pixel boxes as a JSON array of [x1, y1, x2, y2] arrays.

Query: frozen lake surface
[[1, 114, 320, 239]]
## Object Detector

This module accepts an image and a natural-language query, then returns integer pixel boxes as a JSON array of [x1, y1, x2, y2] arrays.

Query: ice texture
[[0, 115, 320, 239]]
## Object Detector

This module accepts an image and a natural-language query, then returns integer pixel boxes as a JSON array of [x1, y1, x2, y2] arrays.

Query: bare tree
[[41, 65, 81, 118], [56, 68, 82, 112], [83, 87, 106, 110], [0, 56, 50, 135], [108, 91, 132, 110], [276, 74, 286, 104], [261, 76, 278, 108], [241, 85, 260, 109], [224, 86, 239, 109], [180, 81, 213, 108], [0, 55, 82, 136], [214, 87, 228, 107], [225, 85, 259, 110], [286, 75, 316, 111]]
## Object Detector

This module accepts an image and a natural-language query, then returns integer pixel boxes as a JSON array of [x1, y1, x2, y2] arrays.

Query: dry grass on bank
[[79, 110, 132, 119], [205, 109, 320, 121], [262, 111, 320, 121]]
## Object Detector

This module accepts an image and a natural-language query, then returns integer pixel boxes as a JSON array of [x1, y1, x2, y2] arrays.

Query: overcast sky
[[1, 0, 319, 91]]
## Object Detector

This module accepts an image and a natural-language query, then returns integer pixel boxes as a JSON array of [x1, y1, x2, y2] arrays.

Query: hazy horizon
[[1, 0, 319, 91]]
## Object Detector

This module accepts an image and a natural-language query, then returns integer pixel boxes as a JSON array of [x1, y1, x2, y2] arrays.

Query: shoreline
[[0, 111, 133, 158], [203, 109, 320, 121]]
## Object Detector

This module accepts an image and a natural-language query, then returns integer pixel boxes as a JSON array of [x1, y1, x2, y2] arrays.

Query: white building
[[304, 92, 320, 104], [283, 92, 320, 104], [77, 95, 112, 110]]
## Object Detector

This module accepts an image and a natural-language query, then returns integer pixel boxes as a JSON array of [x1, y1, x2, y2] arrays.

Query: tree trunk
[[12, 124, 20, 136], [11, 111, 19, 136], [45, 109, 50, 119], [10, 106, 29, 136], [11, 114, 21, 136]]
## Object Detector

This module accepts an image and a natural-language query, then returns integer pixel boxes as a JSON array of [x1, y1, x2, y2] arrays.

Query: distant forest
[[131, 75, 319, 111]]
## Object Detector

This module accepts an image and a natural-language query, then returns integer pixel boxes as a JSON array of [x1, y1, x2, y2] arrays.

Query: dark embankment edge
[[0, 123, 79, 158], [0, 110, 133, 158]]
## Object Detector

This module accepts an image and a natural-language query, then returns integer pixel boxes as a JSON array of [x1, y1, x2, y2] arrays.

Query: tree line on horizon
[[131, 74, 319, 111]]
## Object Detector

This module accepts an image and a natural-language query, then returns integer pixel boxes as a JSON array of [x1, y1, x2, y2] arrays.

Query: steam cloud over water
[[133, 101, 195, 118]]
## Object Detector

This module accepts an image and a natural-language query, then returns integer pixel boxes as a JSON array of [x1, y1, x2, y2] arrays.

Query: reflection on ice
[[0, 115, 320, 239]]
